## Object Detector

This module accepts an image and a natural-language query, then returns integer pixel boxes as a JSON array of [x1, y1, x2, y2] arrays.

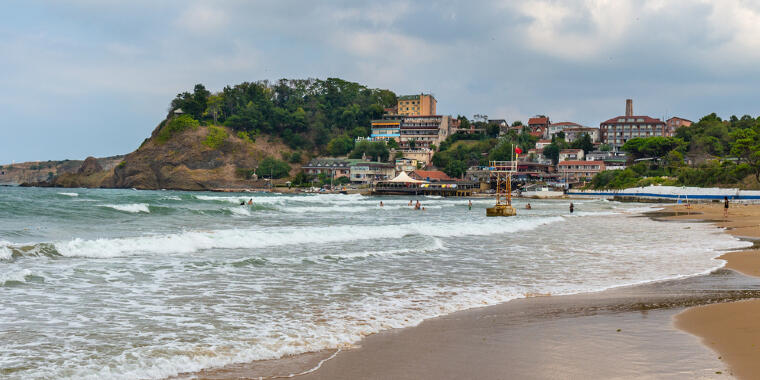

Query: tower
[[625, 99, 633, 117]]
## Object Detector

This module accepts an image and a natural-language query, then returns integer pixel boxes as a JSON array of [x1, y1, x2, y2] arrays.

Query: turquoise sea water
[[0, 187, 751, 379]]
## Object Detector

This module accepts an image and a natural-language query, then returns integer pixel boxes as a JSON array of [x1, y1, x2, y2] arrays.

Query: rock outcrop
[[77, 156, 103, 175]]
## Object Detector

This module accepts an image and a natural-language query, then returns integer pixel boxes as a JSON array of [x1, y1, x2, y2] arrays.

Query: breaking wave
[[101, 203, 150, 213]]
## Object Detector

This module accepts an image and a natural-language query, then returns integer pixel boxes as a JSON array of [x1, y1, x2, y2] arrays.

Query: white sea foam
[[0, 269, 33, 285], [58, 192, 79, 197], [227, 206, 251, 216], [54, 217, 564, 258], [101, 203, 150, 213], [0, 241, 13, 261]]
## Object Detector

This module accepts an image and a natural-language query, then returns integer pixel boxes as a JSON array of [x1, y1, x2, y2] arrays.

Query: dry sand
[[667, 203, 760, 379]]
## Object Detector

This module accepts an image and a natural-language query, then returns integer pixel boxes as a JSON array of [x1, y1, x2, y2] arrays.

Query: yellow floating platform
[[486, 204, 517, 217]]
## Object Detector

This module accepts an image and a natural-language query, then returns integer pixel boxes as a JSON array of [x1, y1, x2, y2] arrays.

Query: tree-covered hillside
[[168, 78, 397, 152]]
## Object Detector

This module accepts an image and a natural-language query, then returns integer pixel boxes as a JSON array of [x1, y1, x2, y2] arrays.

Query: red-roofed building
[[410, 170, 453, 182], [600, 100, 667, 149], [546, 121, 581, 138], [666, 117, 692, 134], [528, 116, 551, 137], [558, 161, 605, 182]]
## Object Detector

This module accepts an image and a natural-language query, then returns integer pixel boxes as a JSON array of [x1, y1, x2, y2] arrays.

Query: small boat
[[521, 186, 564, 199]]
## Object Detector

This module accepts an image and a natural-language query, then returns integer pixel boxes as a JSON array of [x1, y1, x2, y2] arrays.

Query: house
[[600, 99, 667, 149], [666, 117, 692, 134], [535, 139, 552, 150], [302, 158, 362, 179], [564, 127, 600, 143], [558, 149, 585, 162], [546, 122, 582, 139], [350, 162, 395, 184], [410, 170, 453, 182], [395, 158, 418, 173], [528, 116, 551, 137], [557, 161, 605, 182]]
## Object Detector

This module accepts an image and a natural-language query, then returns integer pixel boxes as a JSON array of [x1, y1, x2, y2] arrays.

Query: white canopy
[[389, 172, 426, 183]]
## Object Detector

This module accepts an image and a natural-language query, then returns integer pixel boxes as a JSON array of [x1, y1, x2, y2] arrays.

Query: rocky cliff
[[30, 118, 298, 190]]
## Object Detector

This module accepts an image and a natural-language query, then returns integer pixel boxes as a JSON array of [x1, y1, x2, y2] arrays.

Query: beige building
[[397, 94, 436, 116], [349, 162, 395, 184], [395, 158, 418, 173], [558, 149, 585, 162], [558, 160, 605, 182], [399, 115, 451, 149]]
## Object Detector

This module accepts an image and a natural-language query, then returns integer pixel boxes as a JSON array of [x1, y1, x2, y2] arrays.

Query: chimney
[[625, 99, 633, 117]]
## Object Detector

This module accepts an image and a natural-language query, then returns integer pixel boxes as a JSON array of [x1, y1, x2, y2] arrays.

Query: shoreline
[[173, 203, 760, 379]]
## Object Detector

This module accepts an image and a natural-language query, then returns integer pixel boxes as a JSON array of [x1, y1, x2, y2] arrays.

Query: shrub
[[235, 168, 256, 180], [117, 161, 126, 168], [258, 157, 291, 179], [203, 126, 228, 149], [156, 115, 199, 144], [289, 151, 302, 164], [236, 131, 254, 143]]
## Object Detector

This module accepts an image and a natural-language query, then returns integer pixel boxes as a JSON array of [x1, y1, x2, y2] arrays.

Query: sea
[[0, 186, 751, 379]]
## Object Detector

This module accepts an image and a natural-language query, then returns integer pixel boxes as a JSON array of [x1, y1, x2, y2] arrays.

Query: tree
[[511, 121, 523, 127], [206, 94, 223, 124], [258, 157, 291, 179], [386, 139, 399, 149], [350, 141, 389, 162], [443, 160, 467, 178], [570, 133, 594, 154], [327, 135, 354, 156], [543, 143, 561, 165]]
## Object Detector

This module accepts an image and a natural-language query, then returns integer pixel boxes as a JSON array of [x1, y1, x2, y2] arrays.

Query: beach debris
[[616, 328, 621, 332]]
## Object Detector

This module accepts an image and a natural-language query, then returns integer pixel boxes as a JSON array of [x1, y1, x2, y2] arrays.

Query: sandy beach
[[173, 202, 760, 380]]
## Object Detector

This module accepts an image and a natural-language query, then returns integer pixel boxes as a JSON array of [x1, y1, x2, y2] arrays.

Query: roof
[[389, 172, 426, 183], [667, 116, 693, 123], [398, 94, 434, 101], [411, 170, 453, 181], [558, 160, 604, 166], [560, 149, 583, 153], [537, 139, 551, 143], [601, 115, 664, 125], [304, 158, 367, 168], [528, 117, 549, 125], [550, 121, 582, 127], [529, 131, 543, 137]]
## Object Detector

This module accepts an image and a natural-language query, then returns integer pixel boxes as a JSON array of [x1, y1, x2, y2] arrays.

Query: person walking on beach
[[569, 202, 574, 213], [724, 196, 729, 219]]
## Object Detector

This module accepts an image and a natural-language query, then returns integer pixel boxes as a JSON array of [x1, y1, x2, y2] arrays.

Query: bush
[[235, 168, 256, 180], [258, 157, 291, 179], [156, 115, 200, 144], [289, 151, 302, 164], [236, 131, 254, 143], [203, 126, 228, 149]]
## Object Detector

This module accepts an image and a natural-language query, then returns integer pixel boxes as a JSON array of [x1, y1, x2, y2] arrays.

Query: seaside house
[[600, 99, 667, 150], [564, 127, 600, 143], [666, 117, 693, 134], [302, 158, 361, 179], [558, 160, 605, 182], [546, 121, 582, 139], [349, 162, 395, 184], [528, 116, 551, 137], [558, 149, 585, 162]]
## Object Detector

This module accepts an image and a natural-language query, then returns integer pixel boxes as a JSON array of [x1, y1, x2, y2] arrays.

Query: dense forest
[[589, 113, 760, 189], [167, 78, 397, 153]]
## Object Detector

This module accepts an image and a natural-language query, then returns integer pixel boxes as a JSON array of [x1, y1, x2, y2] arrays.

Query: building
[[450, 118, 486, 135], [395, 158, 419, 173], [546, 122, 582, 138], [302, 158, 358, 179], [528, 116, 551, 137], [397, 94, 436, 116], [410, 170, 453, 182], [558, 160, 605, 182], [399, 148, 435, 167], [350, 162, 395, 184], [666, 117, 692, 134], [599, 99, 667, 149], [399, 115, 452, 149], [371, 119, 402, 142], [535, 139, 552, 150], [586, 151, 628, 170], [558, 149, 585, 162], [564, 127, 600, 143]]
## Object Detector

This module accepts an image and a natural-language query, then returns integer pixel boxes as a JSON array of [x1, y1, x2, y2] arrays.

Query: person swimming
[[526, 203, 531, 210], [247, 198, 253, 205]]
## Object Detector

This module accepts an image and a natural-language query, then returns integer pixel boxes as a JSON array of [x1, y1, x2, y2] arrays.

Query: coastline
[[174, 202, 760, 380]]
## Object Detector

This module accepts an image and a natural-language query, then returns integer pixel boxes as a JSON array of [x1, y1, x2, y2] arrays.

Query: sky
[[2, 0, 760, 163]]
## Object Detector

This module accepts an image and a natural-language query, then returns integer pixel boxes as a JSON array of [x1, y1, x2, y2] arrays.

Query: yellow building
[[397, 94, 436, 116]]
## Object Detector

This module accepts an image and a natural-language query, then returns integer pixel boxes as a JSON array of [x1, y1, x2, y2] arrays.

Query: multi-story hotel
[[397, 94, 436, 116], [370, 119, 401, 142], [371, 114, 452, 149], [600, 99, 667, 149]]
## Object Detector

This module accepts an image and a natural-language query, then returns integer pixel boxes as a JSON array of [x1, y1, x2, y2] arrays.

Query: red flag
[[515, 147, 523, 154]]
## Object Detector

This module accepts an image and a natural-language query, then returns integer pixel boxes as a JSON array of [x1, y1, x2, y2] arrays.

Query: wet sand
[[177, 203, 760, 380], [666, 203, 760, 379]]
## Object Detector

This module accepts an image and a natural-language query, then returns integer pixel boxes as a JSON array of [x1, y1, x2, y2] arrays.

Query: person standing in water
[[724, 196, 729, 219], [468, 200, 472, 210], [408, 200, 413, 206], [247, 199, 253, 205], [380, 201, 384, 207], [569, 202, 574, 213], [415, 200, 421, 210], [526, 203, 531, 210]]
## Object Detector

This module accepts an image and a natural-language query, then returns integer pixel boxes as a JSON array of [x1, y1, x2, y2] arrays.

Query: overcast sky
[[2, 0, 760, 163]]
